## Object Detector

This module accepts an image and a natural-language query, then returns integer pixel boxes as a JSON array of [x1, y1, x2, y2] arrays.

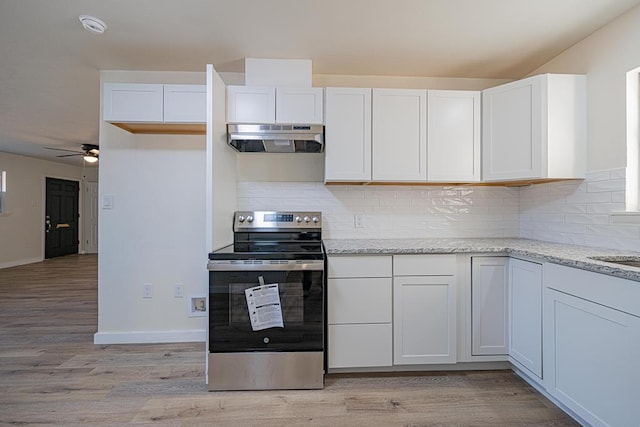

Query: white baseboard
[[94, 329, 206, 345], [0, 257, 43, 270]]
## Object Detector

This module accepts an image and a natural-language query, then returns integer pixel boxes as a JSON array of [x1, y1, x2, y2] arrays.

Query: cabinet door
[[482, 76, 542, 181], [393, 275, 456, 364], [226, 85, 275, 123], [328, 324, 393, 368], [276, 87, 324, 124], [372, 89, 427, 181], [427, 90, 481, 182], [509, 258, 542, 379], [471, 257, 508, 356], [163, 84, 206, 123], [545, 289, 640, 427], [103, 83, 164, 122], [324, 87, 372, 181]]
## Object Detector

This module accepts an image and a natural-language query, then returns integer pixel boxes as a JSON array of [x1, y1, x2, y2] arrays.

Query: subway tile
[[584, 170, 611, 182], [586, 203, 625, 214], [585, 224, 640, 239], [587, 179, 625, 193], [564, 214, 610, 225], [611, 191, 626, 203], [610, 167, 626, 180], [235, 170, 640, 251]]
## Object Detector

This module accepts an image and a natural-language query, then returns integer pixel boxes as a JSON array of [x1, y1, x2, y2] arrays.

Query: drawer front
[[328, 278, 392, 324], [327, 255, 392, 278], [545, 263, 640, 318], [328, 324, 393, 368], [393, 254, 456, 276]]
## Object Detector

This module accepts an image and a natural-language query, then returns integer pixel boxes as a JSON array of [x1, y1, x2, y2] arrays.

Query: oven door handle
[[207, 261, 324, 271]]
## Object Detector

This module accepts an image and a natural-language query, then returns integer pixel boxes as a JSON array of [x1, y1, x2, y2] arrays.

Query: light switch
[[101, 195, 114, 209]]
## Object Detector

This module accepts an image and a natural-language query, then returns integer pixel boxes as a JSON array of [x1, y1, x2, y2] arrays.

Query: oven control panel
[[234, 211, 322, 230]]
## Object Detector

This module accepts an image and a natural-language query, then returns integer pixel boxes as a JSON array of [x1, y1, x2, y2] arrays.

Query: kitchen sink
[[587, 256, 640, 268]]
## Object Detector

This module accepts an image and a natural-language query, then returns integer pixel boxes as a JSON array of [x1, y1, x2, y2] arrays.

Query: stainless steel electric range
[[207, 211, 324, 391]]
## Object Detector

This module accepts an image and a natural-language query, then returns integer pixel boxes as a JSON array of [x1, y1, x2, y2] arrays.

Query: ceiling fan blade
[[44, 147, 82, 153], [56, 153, 83, 158]]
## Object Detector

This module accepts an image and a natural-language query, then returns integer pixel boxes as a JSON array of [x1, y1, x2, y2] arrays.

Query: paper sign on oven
[[245, 282, 284, 331]]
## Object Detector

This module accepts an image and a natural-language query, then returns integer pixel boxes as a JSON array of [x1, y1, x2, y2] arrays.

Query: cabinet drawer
[[545, 263, 640, 317], [328, 324, 393, 368], [328, 278, 392, 324], [327, 255, 392, 278], [393, 254, 456, 276]]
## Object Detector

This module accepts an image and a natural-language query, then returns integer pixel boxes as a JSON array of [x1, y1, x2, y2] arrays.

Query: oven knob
[[303, 216, 310, 223], [237, 215, 245, 223], [312, 216, 319, 224], [247, 215, 254, 223], [295, 216, 302, 223]]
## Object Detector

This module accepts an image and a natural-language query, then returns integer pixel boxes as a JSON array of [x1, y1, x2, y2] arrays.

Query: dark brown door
[[45, 178, 79, 259]]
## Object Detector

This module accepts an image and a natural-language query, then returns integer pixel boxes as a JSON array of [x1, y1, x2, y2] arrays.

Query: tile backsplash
[[237, 167, 640, 251], [520, 168, 640, 251], [237, 182, 520, 239]]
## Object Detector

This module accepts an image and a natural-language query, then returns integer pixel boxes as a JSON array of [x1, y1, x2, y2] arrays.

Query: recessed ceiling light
[[79, 15, 107, 35]]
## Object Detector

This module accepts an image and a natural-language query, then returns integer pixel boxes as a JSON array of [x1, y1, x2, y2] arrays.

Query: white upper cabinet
[[103, 83, 164, 122], [226, 85, 323, 124], [163, 84, 206, 123], [372, 89, 427, 181], [103, 83, 205, 124], [226, 86, 276, 123], [482, 73, 586, 182], [324, 87, 372, 182], [427, 90, 481, 182], [275, 87, 323, 124]]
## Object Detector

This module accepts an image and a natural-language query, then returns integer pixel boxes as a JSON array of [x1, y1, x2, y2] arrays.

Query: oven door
[[208, 262, 324, 353]]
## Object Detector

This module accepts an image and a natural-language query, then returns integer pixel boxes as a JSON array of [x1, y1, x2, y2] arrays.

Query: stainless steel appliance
[[227, 124, 324, 153], [207, 211, 324, 391]]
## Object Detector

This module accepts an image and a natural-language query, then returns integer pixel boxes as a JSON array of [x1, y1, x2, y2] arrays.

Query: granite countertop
[[323, 238, 640, 282]]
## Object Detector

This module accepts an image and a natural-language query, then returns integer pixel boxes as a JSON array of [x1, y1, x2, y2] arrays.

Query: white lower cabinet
[[393, 255, 457, 365], [509, 258, 543, 380], [327, 254, 456, 368], [327, 256, 393, 369], [471, 256, 509, 356], [544, 264, 640, 427]]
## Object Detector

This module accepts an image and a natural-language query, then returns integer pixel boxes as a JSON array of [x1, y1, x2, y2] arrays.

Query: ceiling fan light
[[83, 155, 99, 163]]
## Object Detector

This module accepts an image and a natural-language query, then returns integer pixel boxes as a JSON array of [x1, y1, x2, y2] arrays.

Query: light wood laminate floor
[[0, 254, 579, 426]]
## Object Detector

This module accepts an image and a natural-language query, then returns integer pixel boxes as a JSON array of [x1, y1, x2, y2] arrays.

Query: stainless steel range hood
[[227, 124, 324, 153]]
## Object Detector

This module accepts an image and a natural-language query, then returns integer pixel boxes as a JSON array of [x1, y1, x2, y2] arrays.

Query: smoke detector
[[79, 15, 107, 35]]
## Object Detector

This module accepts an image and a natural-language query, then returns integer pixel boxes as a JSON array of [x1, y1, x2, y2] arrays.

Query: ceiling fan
[[45, 144, 99, 163]]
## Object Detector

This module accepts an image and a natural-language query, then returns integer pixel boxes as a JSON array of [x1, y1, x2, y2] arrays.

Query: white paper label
[[245, 283, 284, 331]]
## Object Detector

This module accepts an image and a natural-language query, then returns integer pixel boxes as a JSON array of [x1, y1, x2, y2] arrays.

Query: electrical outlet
[[142, 283, 153, 299], [189, 295, 207, 317], [354, 214, 364, 228], [174, 283, 184, 298]]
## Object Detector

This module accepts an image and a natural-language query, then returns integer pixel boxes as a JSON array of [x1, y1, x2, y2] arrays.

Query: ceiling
[[2, 0, 640, 166]]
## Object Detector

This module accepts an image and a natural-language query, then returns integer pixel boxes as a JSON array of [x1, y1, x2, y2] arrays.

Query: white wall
[[0, 152, 87, 268], [96, 70, 208, 344], [528, 4, 640, 172]]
